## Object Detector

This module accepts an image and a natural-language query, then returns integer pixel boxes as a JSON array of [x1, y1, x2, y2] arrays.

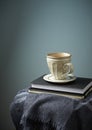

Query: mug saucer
[[43, 74, 76, 83]]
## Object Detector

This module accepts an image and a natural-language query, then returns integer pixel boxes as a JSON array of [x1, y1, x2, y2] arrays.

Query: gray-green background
[[0, 0, 92, 129]]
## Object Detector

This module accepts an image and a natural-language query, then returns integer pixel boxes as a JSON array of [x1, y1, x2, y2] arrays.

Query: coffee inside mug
[[47, 52, 71, 59]]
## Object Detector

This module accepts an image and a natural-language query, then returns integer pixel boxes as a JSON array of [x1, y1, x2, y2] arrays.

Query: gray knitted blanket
[[10, 88, 92, 130]]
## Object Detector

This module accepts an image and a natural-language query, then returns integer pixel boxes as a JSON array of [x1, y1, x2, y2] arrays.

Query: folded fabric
[[10, 87, 92, 130]]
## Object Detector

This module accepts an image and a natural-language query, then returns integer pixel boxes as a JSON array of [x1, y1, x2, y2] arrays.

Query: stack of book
[[28, 75, 92, 99]]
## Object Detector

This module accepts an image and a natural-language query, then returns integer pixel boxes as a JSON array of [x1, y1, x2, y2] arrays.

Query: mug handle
[[63, 63, 74, 75]]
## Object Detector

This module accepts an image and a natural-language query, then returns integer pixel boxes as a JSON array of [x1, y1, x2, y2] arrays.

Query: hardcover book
[[29, 75, 92, 99]]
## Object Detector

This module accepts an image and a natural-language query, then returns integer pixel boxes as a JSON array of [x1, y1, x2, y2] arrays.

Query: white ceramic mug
[[47, 52, 74, 80]]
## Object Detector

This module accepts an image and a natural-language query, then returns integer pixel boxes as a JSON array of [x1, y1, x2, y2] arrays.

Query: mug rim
[[47, 52, 71, 59]]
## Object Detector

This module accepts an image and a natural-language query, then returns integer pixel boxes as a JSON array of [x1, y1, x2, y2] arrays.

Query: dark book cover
[[28, 87, 92, 99], [29, 75, 92, 98]]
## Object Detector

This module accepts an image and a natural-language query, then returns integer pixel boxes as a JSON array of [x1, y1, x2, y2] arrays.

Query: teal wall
[[0, 0, 92, 129]]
